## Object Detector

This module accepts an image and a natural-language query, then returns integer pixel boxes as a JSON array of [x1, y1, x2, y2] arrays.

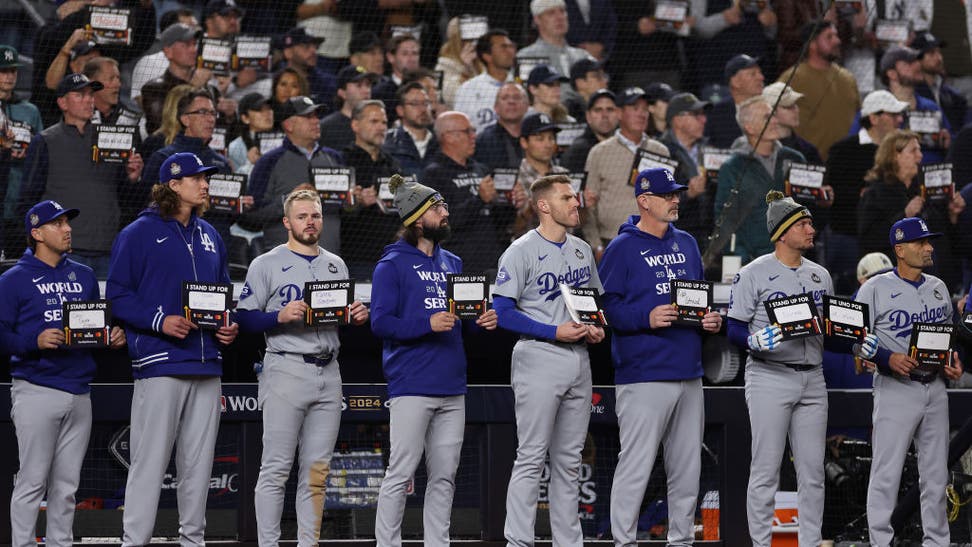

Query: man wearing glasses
[[241, 96, 343, 253], [141, 89, 240, 246], [383, 81, 439, 178], [598, 167, 722, 546], [422, 111, 511, 274]]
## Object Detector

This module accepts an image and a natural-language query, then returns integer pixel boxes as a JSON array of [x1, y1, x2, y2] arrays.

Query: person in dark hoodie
[[0, 200, 125, 547], [106, 151, 239, 547], [371, 174, 498, 546], [597, 168, 722, 546]]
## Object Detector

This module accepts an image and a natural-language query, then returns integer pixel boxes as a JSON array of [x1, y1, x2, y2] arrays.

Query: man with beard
[[597, 167, 722, 547], [383, 82, 439, 177], [777, 21, 860, 160], [725, 191, 838, 547], [855, 217, 963, 547], [371, 174, 498, 547], [280, 27, 336, 110], [493, 174, 605, 547], [914, 32, 969, 132], [236, 188, 369, 547]]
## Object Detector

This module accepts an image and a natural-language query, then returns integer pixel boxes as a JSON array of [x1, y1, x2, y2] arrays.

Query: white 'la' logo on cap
[[666, 170, 674, 181], [195, 156, 203, 166], [52, 201, 63, 210], [919, 219, 929, 232]]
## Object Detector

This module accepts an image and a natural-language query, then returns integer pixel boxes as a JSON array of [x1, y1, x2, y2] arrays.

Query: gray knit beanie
[[389, 173, 443, 225], [765, 190, 811, 242]]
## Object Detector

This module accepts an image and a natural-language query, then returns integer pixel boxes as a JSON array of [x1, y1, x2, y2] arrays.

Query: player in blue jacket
[[0, 200, 125, 547], [597, 168, 722, 546], [106, 152, 240, 547], [370, 174, 497, 547]]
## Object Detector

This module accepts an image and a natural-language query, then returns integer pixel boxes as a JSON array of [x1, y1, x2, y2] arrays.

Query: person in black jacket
[[561, 89, 618, 173], [474, 83, 529, 171], [382, 82, 438, 178], [341, 100, 403, 279], [857, 130, 966, 288], [423, 111, 513, 274]]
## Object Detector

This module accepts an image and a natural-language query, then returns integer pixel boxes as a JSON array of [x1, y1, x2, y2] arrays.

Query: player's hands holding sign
[[701, 311, 722, 333], [476, 308, 498, 330], [888, 352, 918, 376], [556, 321, 588, 342], [649, 304, 678, 328], [944, 351, 964, 381], [585, 325, 605, 344], [162, 315, 197, 339], [349, 301, 369, 326], [855, 333, 879, 360], [215, 322, 239, 345], [747, 324, 783, 352], [277, 299, 308, 323], [430, 311, 458, 332], [37, 328, 65, 349], [109, 326, 127, 349]]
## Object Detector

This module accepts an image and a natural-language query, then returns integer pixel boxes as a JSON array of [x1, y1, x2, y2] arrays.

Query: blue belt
[[272, 351, 335, 367]]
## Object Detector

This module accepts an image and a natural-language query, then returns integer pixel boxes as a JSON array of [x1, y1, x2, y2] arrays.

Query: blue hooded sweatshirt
[[370, 239, 467, 398], [106, 206, 231, 379], [597, 215, 705, 383], [0, 249, 99, 394]]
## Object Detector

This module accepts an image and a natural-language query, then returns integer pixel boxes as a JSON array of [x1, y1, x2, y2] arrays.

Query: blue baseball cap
[[159, 152, 219, 184], [889, 217, 942, 248], [25, 200, 79, 235], [526, 64, 568, 87], [634, 167, 685, 196]]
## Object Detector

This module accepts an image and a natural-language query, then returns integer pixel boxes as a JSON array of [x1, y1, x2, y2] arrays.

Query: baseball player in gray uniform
[[236, 188, 369, 547], [493, 174, 605, 547], [855, 217, 963, 547], [727, 191, 832, 547]]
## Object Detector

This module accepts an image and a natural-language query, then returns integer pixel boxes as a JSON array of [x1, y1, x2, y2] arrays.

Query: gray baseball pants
[[254, 354, 342, 547], [744, 362, 827, 547], [867, 374, 950, 547], [611, 379, 703, 547], [505, 340, 592, 547], [374, 395, 465, 547], [121, 376, 221, 547], [10, 379, 91, 547]]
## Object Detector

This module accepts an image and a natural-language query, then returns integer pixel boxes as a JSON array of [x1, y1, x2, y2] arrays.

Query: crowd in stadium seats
[[4, 0, 972, 297]]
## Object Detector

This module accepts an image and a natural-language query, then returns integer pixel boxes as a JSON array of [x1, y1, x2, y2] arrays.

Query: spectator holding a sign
[[598, 167, 721, 547], [511, 112, 568, 237], [454, 29, 517, 132], [474, 82, 529, 171], [243, 96, 342, 253], [855, 217, 963, 547], [1, 200, 125, 547], [726, 191, 834, 547], [659, 92, 713, 248], [434, 17, 484, 109], [0, 45, 43, 258], [140, 23, 210, 135], [857, 130, 965, 288], [712, 96, 805, 263], [371, 174, 497, 547], [582, 86, 670, 259], [340, 99, 403, 278], [383, 81, 439, 177], [422, 111, 506, 273], [236, 188, 368, 547], [107, 151, 238, 547], [20, 73, 143, 277]]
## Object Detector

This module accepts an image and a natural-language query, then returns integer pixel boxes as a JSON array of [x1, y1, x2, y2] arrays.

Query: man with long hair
[[107, 151, 239, 547]]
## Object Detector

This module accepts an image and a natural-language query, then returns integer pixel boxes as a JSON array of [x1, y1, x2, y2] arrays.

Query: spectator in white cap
[[763, 81, 821, 163], [517, 0, 593, 92], [825, 89, 907, 294]]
